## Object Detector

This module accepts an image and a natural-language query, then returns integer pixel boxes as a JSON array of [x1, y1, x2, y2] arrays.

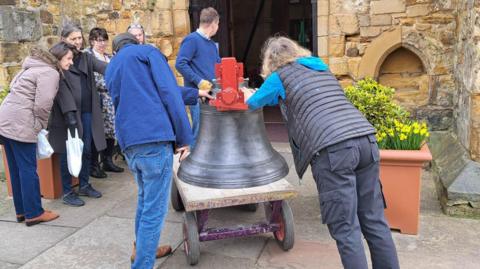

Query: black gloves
[[64, 111, 77, 136]]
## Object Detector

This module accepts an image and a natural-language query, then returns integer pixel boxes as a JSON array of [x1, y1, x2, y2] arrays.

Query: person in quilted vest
[[242, 36, 400, 269]]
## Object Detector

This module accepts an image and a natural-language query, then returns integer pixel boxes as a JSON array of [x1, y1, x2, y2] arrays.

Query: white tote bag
[[36, 129, 54, 160], [66, 128, 83, 177]]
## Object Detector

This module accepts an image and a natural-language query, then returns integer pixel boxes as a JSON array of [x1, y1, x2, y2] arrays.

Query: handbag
[[66, 128, 83, 177]]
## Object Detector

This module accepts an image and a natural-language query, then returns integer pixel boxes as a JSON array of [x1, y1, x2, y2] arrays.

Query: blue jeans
[[60, 113, 92, 194], [189, 103, 200, 149], [2, 136, 44, 219], [124, 142, 173, 269]]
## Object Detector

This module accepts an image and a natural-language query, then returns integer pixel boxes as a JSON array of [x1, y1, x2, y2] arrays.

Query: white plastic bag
[[36, 129, 54, 160], [66, 128, 83, 177]]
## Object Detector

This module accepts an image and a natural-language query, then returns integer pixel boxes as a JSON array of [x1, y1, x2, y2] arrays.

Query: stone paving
[[0, 144, 479, 268]]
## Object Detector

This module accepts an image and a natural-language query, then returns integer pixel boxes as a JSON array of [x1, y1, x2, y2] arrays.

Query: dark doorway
[[189, 0, 314, 142]]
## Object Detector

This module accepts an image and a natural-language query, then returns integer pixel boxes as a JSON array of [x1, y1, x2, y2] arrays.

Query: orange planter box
[[379, 144, 432, 235], [2, 148, 78, 199]]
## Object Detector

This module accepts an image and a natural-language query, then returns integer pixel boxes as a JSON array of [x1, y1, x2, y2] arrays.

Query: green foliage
[[0, 86, 8, 104], [344, 78, 428, 150]]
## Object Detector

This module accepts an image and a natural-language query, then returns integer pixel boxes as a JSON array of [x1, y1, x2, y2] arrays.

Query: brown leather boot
[[130, 242, 172, 263], [25, 210, 59, 227]]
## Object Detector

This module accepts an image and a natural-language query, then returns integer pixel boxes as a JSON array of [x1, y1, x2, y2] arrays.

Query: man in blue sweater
[[176, 7, 221, 148], [105, 33, 212, 269]]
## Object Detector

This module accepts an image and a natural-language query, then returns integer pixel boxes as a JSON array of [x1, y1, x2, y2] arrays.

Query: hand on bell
[[198, 80, 213, 91], [240, 87, 255, 102], [198, 89, 214, 100], [176, 145, 190, 162]]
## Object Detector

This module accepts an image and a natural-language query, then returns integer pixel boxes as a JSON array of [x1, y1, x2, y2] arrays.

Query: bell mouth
[[178, 152, 289, 189]]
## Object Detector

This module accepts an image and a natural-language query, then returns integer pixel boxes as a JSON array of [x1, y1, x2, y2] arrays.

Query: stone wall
[[316, 0, 456, 131], [0, 0, 190, 88], [454, 0, 480, 161], [314, 0, 480, 217]]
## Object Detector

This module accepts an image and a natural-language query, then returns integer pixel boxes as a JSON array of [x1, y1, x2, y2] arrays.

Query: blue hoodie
[[246, 57, 329, 110], [105, 44, 198, 150]]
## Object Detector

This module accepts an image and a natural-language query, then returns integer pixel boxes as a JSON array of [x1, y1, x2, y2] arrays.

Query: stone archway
[[378, 47, 430, 111], [358, 27, 432, 114], [358, 27, 403, 79]]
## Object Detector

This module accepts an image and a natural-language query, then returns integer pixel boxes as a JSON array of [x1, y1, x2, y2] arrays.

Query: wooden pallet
[[173, 155, 298, 212]]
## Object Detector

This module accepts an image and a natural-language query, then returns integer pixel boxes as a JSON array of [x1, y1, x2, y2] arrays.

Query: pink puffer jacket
[[0, 47, 60, 143]]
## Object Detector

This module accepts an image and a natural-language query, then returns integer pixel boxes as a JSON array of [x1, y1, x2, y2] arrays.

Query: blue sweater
[[175, 31, 220, 88], [105, 44, 198, 150]]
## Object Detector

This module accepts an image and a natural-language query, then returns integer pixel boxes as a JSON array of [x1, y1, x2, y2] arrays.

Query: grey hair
[[61, 22, 85, 49], [260, 36, 311, 78]]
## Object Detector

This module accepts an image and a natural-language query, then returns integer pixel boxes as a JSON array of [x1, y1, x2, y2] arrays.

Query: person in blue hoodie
[[105, 33, 212, 269], [175, 7, 221, 148], [241, 36, 399, 269]]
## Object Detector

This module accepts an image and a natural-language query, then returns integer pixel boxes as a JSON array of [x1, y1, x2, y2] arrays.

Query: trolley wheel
[[183, 212, 200, 265], [265, 201, 295, 251], [171, 177, 184, 211]]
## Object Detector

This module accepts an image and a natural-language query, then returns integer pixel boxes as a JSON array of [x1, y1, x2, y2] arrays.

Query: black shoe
[[63, 192, 85, 207], [16, 214, 25, 222], [90, 164, 107, 178], [78, 184, 102, 198], [102, 157, 124, 173]]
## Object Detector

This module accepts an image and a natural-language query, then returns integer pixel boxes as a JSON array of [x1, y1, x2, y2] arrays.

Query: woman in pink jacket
[[0, 42, 75, 226]]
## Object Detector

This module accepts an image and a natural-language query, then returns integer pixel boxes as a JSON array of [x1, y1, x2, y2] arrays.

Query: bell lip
[[177, 165, 289, 189], [177, 153, 290, 189]]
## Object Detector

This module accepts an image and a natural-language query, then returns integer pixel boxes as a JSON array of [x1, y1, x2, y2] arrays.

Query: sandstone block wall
[[454, 0, 480, 161], [316, 0, 456, 132], [0, 0, 190, 88]]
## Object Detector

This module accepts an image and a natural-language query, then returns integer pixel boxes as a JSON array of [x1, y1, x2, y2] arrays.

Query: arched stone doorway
[[378, 47, 430, 112], [358, 27, 433, 118]]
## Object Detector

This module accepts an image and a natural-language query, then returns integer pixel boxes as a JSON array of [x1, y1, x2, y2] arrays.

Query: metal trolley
[[171, 161, 298, 266]]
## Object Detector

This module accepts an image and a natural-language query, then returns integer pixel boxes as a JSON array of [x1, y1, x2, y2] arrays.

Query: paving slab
[[392, 213, 480, 257], [0, 221, 76, 264], [201, 236, 268, 259], [0, 179, 14, 216], [106, 188, 187, 224], [0, 144, 479, 269], [0, 261, 21, 269], [160, 249, 257, 269], [0, 169, 135, 227], [105, 193, 137, 220], [396, 251, 479, 269], [257, 239, 343, 269], [20, 215, 183, 269]]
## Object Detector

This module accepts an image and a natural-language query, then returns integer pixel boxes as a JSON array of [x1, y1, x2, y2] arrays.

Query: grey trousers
[[311, 134, 400, 269]]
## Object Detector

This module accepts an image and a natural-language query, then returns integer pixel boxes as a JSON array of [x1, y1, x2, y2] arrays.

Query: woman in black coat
[[48, 23, 107, 207]]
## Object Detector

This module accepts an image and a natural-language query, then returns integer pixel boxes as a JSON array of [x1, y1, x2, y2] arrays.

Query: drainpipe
[[311, 0, 318, 56]]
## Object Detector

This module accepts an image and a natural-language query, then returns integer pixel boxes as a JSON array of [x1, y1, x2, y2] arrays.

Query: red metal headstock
[[209, 57, 249, 111]]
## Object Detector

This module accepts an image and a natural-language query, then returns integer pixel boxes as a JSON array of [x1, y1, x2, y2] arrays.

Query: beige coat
[[0, 48, 60, 143]]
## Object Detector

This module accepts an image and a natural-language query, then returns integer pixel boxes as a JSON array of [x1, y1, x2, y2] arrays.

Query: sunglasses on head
[[127, 23, 144, 31]]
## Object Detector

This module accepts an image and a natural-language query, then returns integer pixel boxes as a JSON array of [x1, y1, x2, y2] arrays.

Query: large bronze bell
[[177, 104, 289, 189], [177, 58, 289, 189]]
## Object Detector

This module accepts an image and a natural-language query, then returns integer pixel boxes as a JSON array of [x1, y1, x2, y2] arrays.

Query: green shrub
[[344, 78, 428, 150]]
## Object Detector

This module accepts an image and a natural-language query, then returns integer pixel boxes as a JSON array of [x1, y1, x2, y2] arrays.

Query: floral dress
[[87, 48, 116, 139]]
